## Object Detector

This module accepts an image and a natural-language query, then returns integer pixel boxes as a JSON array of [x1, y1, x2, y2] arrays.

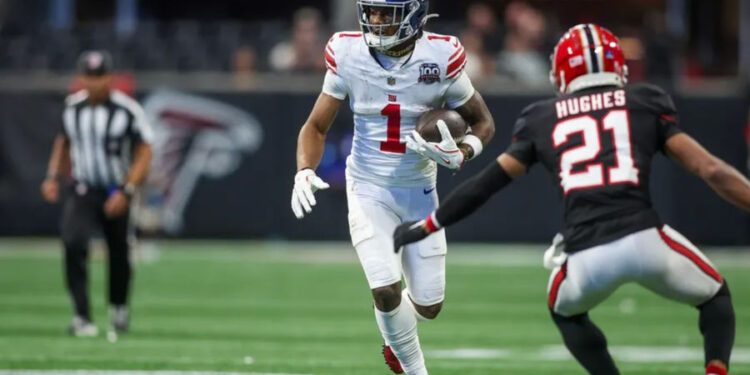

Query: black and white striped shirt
[[61, 90, 153, 188]]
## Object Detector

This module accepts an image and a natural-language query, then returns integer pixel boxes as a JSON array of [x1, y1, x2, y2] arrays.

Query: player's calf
[[698, 281, 735, 374], [374, 293, 428, 375], [550, 310, 620, 375]]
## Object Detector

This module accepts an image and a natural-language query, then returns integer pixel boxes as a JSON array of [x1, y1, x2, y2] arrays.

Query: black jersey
[[506, 83, 682, 252]]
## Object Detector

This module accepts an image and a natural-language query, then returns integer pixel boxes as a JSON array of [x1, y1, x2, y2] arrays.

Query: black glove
[[393, 220, 430, 253]]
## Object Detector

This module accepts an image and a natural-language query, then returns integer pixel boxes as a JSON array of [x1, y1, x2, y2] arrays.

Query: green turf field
[[1, 239, 749, 375]]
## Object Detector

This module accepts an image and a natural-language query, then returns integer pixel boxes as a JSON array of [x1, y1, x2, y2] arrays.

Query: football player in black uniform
[[393, 24, 750, 375]]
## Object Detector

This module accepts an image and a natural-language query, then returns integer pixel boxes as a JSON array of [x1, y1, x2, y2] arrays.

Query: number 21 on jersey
[[553, 109, 639, 194]]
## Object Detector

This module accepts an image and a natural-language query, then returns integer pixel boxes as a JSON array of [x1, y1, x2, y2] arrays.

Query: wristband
[[460, 134, 483, 160], [424, 212, 442, 233]]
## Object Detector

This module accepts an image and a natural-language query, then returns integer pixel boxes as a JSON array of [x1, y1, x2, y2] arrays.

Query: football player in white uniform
[[290, 1, 495, 373]]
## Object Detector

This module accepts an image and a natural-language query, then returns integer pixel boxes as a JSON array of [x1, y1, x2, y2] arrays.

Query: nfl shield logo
[[387, 76, 396, 85], [418, 63, 441, 84]]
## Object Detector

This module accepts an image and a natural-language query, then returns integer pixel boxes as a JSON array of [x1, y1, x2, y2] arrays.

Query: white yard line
[[2, 239, 750, 268], [428, 348, 511, 359], [428, 345, 750, 363], [0, 371, 312, 375]]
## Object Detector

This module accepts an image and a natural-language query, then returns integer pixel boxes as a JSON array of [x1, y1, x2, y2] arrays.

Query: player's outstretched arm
[[454, 92, 495, 160], [292, 93, 342, 219], [393, 154, 526, 251], [665, 133, 750, 212]]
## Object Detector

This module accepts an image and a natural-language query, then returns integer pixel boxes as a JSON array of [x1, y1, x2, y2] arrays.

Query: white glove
[[543, 233, 567, 270], [406, 120, 465, 170], [291, 169, 330, 219]]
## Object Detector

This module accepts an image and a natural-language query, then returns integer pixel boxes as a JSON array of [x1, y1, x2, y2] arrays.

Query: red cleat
[[382, 344, 404, 374]]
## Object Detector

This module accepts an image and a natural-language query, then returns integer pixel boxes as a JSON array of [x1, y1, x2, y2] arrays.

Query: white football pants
[[548, 225, 723, 317], [346, 179, 446, 306]]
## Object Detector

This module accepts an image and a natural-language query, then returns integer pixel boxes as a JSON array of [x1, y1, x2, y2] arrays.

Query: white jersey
[[322, 31, 475, 188]]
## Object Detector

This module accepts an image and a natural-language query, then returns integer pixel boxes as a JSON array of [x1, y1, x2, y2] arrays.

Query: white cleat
[[69, 316, 99, 337]]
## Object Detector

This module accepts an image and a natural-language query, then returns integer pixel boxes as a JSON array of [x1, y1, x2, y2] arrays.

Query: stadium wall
[[0, 91, 748, 245]]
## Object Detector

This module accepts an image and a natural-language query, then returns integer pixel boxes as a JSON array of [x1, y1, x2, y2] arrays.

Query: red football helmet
[[550, 24, 628, 94]]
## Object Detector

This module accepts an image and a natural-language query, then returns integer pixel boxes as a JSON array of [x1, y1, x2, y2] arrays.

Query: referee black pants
[[61, 185, 131, 321]]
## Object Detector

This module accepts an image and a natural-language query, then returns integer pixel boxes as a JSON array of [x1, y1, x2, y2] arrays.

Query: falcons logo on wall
[[140, 90, 263, 234]]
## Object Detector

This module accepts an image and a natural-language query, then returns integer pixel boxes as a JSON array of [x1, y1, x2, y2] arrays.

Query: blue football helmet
[[357, 0, 436, 51]]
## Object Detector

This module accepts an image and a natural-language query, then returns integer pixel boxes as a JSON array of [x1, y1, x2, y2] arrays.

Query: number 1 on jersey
[[553, 109, 639, 194], [380, 103, 406, 154]]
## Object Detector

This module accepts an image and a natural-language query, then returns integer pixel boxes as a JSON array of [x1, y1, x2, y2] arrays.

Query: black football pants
[[61, 186, 131, 321]]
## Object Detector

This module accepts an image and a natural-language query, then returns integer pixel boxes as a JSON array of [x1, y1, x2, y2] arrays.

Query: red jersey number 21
[[552, 109, 639, 194]]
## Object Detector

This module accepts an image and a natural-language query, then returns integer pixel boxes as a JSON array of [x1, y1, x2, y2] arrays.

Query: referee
[[40, 50, 153, 337]]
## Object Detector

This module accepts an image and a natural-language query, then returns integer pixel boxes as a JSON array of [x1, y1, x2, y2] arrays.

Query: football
[[416, 108, 468, 143]]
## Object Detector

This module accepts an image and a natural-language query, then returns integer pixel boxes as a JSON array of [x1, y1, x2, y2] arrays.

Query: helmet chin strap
[[379, 44, 415, 57], [421, 13, 439, 26], [558, 71, 567, 94], [377, 34, 419, 57]]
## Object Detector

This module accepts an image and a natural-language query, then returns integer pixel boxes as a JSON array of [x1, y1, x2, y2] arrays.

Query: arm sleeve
[[321, 70, 348, 100], [434, 161, 513, 227], [444, 72, 475, 109], [504, 106, 538, 166]]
